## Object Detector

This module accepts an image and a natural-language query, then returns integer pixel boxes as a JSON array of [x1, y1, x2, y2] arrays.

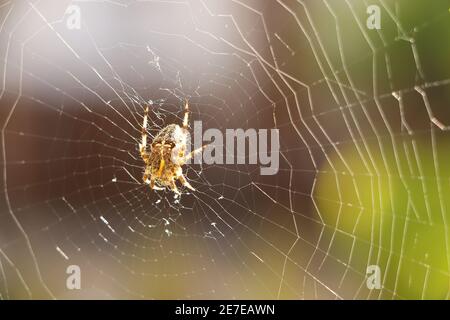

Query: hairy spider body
[[145, 124, 187, 186], [139, 101, 202, 194]]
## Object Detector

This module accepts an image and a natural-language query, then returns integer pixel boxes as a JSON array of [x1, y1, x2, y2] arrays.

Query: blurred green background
[[0, 0, 450, 300]]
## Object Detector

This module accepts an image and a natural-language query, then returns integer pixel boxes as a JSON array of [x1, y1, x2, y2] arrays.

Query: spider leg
[[150, 177, 155, 189], [182, 144, 209, 164], [182, 99, 189, 129], [178, 173, 195, 191], [139, 106, 149, 158], [146, 177, 164, 190], [170, 180, 181, 195]]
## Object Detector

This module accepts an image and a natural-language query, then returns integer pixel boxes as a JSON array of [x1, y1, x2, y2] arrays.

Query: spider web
[[0, 0, 450, 299]]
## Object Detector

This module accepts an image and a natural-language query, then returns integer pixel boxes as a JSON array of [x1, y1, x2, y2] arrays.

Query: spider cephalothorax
[[139, 100, 202, 194]]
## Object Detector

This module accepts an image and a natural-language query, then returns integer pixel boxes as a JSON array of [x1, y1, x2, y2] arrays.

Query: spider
[[139, 100, 202, 194]]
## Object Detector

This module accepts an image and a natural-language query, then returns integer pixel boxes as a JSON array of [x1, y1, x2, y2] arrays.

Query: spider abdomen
[[140, 101, 197, 194]]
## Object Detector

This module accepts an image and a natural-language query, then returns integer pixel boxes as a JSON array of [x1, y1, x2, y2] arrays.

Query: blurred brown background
[[0, 0, 449, 299]]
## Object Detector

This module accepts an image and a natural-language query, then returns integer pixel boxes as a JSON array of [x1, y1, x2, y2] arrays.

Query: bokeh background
[[0, 0, 449, 299]]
